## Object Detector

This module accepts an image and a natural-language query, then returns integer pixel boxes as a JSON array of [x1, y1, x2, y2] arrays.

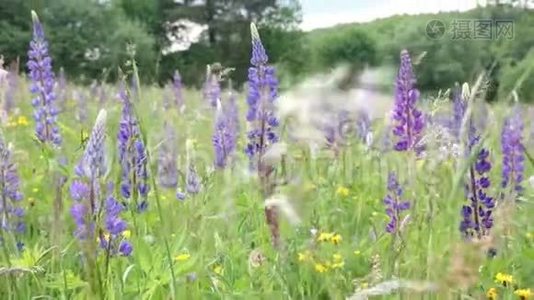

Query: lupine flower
[[225, 90, 240, 137], [212, 99, 237, 169], [172, 70, 184, 109], [355, 109, 372, 145], [3, 66, 18, 113], [451, 85, 467, 140], [99, 188, 132, 256], [245, 23, 280, 168], [0, 135, 25, 250], [28, 11, 61, 146], [391, 50, 424, 153], [70, 110, 108, 239], [460, 148, 495, 239], [186, 162, 201, 194], [501, 107, 524, 194], [203, 65, 221, 108], [157, 123, 178, 188], [383, 172, 410, 234], [117, 84, 149, 211]]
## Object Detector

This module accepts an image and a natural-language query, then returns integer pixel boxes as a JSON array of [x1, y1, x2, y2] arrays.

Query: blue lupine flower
[[117, 83, 150, 210], [0, 136, 25, 249], [28, 11, 61, 146], [172, 70, 184, 109], [391, 50, 424, 154], [383, 172, 410, 234], [501, 107, 525, 194], [157, 123, 178, 189], [460, 148, 495, 239], [213, 98, 237, 169], [245, 23, 279, 168]]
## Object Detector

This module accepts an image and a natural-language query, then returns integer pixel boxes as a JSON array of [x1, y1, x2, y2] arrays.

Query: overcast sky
[[300, 0, 482, 31]]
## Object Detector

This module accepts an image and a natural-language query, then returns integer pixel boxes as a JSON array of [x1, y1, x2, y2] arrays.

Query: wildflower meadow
[[1, 7, 534, 300]]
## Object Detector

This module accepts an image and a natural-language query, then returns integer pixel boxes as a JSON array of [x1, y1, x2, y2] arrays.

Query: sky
[[300, 0, 483, 31]]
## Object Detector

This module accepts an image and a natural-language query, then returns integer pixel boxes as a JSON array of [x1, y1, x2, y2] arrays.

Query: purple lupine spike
[[0, 135, 25, 250], [186, 163, 201, 194], [76, 109, 108, 179], [355, 109, 372, 144], [172, 70, 184, 109], [99, 189, 132, 256], [70, 110, 108, 240], [3, 66, 18, 113], [391, 50, 424, 154], [203, 65, 221, 108], [501, 107, 524, 194], [245, 23, 280, 168], [451, 84, 466, 140], [460, 148, 495, 239], [28, 11, 61, 146], [383, 172, 410, 234], [225, 90, 240, 134], [212, 99, 237, 169], [157, 123, 178, 189], [117, 83, 149, 210]]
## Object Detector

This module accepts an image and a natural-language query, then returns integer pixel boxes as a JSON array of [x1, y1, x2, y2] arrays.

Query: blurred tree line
[[0, 0, 307, 87], [307, 4, 534, 102], [1, 0, 533, 102]]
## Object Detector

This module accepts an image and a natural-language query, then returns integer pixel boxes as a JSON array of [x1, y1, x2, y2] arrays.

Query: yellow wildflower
[[336, 186, 350, 197], [17, 116, 28, 126], [486, 287, 498, 300], [331, 253, 345, 269], [298, 251, 311, 262], [213, 264, 224, 275], [354, 250, 361, 256], [32, 188, 39, 193], [122, 230, 131, 239], [495, 272, 514, 287], [515, 289, 532, 300], [174, 253, 191, 261], [317, 232, 334, 242], [314, 263, 328, 273], [330, 233, 342, 245], [527, 232, 532, 239]]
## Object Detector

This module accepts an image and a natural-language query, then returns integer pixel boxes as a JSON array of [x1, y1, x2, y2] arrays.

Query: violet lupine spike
[[501, 107, 525, 194], [355, 109, 372, 144], [451, 85, 466, 140], [76, 109, 108, 179], [28, 11, 61, 146], [383, 172, 410, 234], [3, 68, 18, 113], [157, 123, 178, 189], [117, 84, 149, 211], [203, 66, 221, 108], [245, 23, 280, 168], [74, 90, 88, 123], [225, 90, 240, 135], [70, 110, 108, 240], [0, 136, 25, 251], [391, 49, 424, 154], [460, 148, 495, 239], [99, 188, 132, 256], [212, 99, 237, 169]]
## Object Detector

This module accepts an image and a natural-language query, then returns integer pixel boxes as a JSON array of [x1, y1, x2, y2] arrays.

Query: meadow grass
[[0, 73, 533, 300]]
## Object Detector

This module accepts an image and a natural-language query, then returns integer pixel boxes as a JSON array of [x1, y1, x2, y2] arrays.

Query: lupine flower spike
[[383, 172, 410, 235], [391, 50, 424, 154], [157, 123, 178, 189], [185, 139, 201, 194], [117, 84, 149, 212], [71, 109, 108, 240], [212, 99, 237, 169], [0, 134, 25, 251], [28, 11, 61, 146], [245, 23, 281, 248], [203, 65, 221, 108], [172, 70, 185, 111], [501, 107, 524, 196]]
